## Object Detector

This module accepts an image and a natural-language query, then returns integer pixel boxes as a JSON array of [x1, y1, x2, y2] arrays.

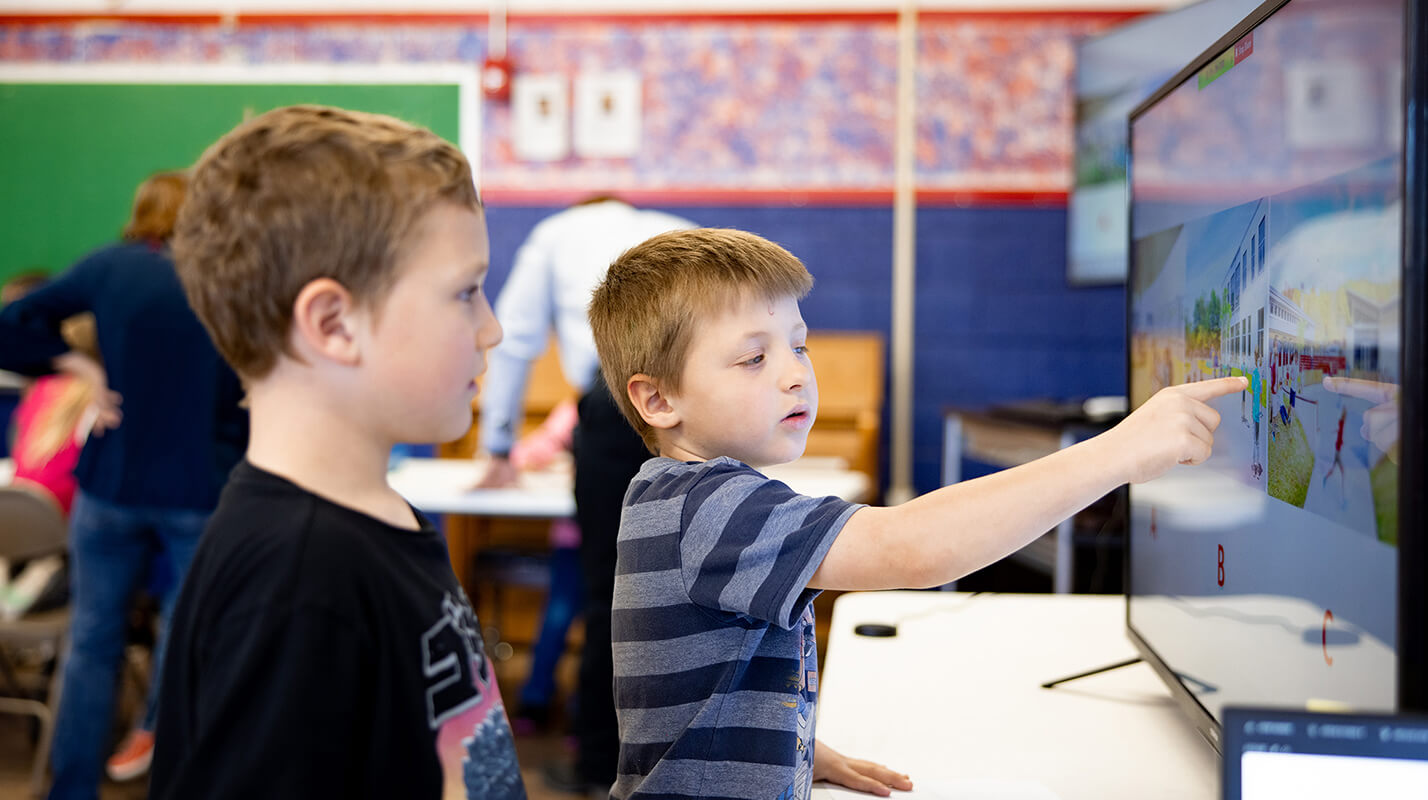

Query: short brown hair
[[122, 171, 188, 242], [588, 228, 813, 452], [173, 104, 480, 379]]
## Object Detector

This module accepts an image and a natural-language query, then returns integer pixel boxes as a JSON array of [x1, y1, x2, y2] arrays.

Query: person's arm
[[474, 349, 535, 488], [509, 397, 578, 471], [51, 351, 122, 435], [810, 377, 1246, 590], [0, 257, 101, 375], [476, 226, 558, 484]]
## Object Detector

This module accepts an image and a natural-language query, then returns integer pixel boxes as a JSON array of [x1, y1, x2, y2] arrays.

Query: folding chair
[[0, 485, 70, 798]]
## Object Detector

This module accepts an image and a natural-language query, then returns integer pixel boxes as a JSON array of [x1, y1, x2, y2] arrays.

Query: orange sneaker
[[106, 729, 154, 782]]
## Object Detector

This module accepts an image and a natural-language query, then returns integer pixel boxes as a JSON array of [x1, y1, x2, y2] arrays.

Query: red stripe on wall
[[229, 13, 491, 26], [918, 188, 1069, 207], [918, 9, 1151, 24], [0, 14, 228, 25], [0, 7, 1154, 28], [0, 11, 883, 26], [475, 12, 899, 25]]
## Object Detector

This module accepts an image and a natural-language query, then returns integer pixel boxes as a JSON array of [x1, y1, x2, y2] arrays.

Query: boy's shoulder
[[617, 454, 856, 629], [205, 460, 347, 546], [625, 456, 846, 543], [627, 455, 764, 502], [194, 462, 443, 614]]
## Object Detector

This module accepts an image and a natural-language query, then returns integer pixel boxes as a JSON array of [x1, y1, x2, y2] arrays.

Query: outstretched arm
[[476, 227, 557, 463], [810, 376, 1247, 590]]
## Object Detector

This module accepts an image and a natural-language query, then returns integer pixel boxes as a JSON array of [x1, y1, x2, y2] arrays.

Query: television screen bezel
[[1121, 0, 1428, 755]]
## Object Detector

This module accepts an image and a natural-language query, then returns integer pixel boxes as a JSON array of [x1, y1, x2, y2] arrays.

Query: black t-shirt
[[151, 461, 526, 800]]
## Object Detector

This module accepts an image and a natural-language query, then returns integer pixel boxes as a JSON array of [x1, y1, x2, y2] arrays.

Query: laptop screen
[[1222, 706, 1428, 799]]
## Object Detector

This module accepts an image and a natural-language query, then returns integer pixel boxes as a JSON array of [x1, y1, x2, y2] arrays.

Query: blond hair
[[19, 314, 100, 466], [122, 171, 188, 242], [588, 228, 813, 452], [172, 104, 480, 380]]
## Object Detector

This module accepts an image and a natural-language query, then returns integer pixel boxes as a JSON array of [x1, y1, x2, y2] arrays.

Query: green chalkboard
[[0, 82, 464, 285]]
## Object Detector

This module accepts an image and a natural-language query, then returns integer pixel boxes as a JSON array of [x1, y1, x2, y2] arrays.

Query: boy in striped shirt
[[587, 228, 1245, 800]]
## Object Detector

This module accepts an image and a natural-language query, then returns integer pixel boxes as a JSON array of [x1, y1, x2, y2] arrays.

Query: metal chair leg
[[30, 635, 66, 798]]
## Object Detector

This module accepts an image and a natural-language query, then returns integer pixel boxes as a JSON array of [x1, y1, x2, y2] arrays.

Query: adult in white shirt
[[476, 196, 696, 793]]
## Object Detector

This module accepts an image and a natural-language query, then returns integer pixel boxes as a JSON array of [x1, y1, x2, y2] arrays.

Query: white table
[[388, 455, 578, 518], [814, 591, 1218, 800], [387, 455, 871, 596], [387, 455, 871, 516]]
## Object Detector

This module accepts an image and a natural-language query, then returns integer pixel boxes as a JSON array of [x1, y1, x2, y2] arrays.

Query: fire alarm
[[482, 56, 513, 101]]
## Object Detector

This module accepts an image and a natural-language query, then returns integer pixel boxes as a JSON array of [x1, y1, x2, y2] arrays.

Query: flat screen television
[[1125, 0, 1426, 753], [1069, 0, 1268, 286]]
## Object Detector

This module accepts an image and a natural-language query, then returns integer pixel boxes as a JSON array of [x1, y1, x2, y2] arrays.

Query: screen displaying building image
[[1127, 0, 1403, 721]]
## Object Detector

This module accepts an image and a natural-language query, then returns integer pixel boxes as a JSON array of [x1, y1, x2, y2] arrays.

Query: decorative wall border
[[0, 9, 1145, 204]]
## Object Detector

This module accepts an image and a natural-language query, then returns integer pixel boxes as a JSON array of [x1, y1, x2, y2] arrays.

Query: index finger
[[1176, 376, 1248, 402], [1323, 376, 1398, 404]]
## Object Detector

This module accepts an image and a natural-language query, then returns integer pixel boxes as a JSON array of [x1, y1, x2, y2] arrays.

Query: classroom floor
[[0, 705, 581, 800]]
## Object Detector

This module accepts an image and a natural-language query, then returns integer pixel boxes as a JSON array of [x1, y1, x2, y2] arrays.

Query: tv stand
[[1040, 657, 1142, 689]]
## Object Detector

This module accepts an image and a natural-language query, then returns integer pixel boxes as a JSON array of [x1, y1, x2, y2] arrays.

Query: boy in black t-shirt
[[150, 105, 525, 799]]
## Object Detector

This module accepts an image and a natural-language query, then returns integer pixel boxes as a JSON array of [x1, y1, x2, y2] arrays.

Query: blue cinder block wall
[[484, 204, 1127, 498]]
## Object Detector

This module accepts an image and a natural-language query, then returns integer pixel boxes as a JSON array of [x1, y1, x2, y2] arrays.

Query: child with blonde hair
[[1, 281, 102, 621], [8, 312, 103, 515], [588, 227, 1246, 800]]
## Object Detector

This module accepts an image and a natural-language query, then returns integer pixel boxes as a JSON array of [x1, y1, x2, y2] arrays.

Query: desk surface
[[387, 455, 872, 517], [388, 455, 578, 517], [0, 456, 868, 515], [815, 592, 1218, 800]]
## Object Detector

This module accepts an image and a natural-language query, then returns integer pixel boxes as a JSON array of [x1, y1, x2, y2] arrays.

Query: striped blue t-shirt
[[611, 457, 863, 800]]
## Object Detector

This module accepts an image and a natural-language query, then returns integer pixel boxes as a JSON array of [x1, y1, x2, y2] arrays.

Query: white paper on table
[[573, 70, 641, 158], [512, 73, 569, 162]]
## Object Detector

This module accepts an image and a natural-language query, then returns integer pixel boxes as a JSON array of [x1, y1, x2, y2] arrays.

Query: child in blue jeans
[[0, 172, 248, 798]]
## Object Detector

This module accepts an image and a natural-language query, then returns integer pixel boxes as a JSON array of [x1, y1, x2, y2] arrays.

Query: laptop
[[1222, 706, 1428, 799]]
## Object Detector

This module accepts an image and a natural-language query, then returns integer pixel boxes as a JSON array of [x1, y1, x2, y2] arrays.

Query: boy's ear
[[291, 277, 362, 367], [627, 374, 680, 430]]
